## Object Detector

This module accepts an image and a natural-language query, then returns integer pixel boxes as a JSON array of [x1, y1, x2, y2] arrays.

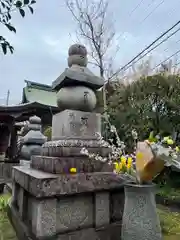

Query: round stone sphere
[[57, 86, 97, 112], [68, 54, 87, 67], [68, 44, 87, 57]]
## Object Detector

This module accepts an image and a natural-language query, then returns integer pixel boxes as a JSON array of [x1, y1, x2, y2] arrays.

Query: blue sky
[[1, 0, 180, 104]]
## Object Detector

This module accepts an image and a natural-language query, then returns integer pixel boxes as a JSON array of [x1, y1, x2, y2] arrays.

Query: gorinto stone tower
[[8, 44, 127, 240]]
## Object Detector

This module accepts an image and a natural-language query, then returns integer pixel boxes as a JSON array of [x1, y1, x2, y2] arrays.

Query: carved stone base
[[31, 155, 113, 174], [8, 165, 126, 240], [42, 139, 111, 157]]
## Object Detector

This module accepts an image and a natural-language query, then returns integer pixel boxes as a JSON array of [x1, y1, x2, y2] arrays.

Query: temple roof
[[22, 80, 57, 107], [0, 102, 58, 123]]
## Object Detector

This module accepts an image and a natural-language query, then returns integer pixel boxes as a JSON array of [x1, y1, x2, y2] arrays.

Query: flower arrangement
[[80, 124, 180, 184]]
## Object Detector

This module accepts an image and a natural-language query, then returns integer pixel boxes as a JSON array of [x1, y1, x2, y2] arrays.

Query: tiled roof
[[22, 80, 57, 107]]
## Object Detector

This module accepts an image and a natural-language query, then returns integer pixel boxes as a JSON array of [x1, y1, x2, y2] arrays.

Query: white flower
[[110, 125, 116, 133], [80, 147, 89, 156]]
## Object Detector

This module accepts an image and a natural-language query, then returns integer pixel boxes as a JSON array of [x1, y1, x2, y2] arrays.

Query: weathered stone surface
[[20, 115, 47, 161], [0, 162, 18, 182], [52, 110, 101, 140], [20, 160, 30, 168], [95, 192, 110, 227], [43, 139, 109, 148], [31, 198, 57, 237], [56, 195, 93, 232], [121, 184, 162, 240], [52, 44, 104, 92], [18, 187, 26, 219], [56, 222, 121, 240], [21, 145, 43, 161], [42, 145, 110, 158], [111, 191, 125, 222], [52, 66, 104, 91], [42, 138, 111, 158], [31, 155, 113, 174], [12, 166, 126, 197], [57, 86, 97, 112], [8, 201, 122, 240]]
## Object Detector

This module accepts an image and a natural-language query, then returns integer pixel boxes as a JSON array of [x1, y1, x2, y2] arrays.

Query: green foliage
[[157, 205, 180, 237], [43, 126, 52, 141], [0, 194, 17, 240], [0, 194, 10, 211], [0, 0, 36, 55], [108, 74, 180, 150]]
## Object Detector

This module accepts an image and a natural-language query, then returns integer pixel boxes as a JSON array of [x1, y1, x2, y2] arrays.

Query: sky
[[1, 0, 180, 104]]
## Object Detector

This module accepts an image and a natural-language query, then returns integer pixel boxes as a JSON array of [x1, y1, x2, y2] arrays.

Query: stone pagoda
[[8, 44, 126, 240], [20, 115, 47, 162]]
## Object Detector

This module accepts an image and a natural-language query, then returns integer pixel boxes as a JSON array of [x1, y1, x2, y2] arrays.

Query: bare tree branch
[[65, 0, 118, 80]]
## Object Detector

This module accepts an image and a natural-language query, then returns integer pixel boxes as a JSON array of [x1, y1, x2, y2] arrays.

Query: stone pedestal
[[8, 44, 126, 240], [8, 167, 125, 240], [8, 111, 126, 240]]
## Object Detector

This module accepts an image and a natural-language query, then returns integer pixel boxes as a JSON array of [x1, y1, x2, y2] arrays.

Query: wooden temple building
[[0, 80, 59, 191]]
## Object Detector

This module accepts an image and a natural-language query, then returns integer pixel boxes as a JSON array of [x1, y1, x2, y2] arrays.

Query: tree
[[108, 74, 180, 150], [0, 0, 36, 55], [66, 0, 118, 79]]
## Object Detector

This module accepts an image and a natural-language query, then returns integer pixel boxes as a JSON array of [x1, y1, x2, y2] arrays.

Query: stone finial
[[23, 116, 45, 144], [68, 44, 88, 67], [28, 115, 41, 131], [52, 44, 104, 112], [52, 43, 104, 91], [29, 115, 41, 125]]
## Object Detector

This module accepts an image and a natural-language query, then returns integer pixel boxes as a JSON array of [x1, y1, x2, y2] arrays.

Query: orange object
[[136, 141, 165, 182]]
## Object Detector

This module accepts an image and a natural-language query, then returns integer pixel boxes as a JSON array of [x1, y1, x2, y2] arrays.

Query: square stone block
[[56, 195, 93, 232], [31, 155, 113, 174], [52, 110, 101, 140], [95, 192, 110, 227], [12, 166, 126, 198], [110, 191, 124, 222], [31, 198, 57, 238]]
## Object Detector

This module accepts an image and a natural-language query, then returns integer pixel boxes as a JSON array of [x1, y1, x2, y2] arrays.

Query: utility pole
[[6, 89, 10, 106]]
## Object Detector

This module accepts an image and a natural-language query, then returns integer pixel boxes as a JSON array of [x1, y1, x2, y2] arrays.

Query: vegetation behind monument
[[0, 0, 36, 55]]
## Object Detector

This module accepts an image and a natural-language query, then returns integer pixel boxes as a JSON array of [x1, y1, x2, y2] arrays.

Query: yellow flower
[[167, 139, 174, 145], [70, 168, 77, 173], [114, 162, 119, 171], [176, 146, 180, 152], [127, 163, 131, 169], [127, 157, 133, 165], [119, 162, 123, 170], [163, 136, 170, 142], [121, 156, 126, 165]]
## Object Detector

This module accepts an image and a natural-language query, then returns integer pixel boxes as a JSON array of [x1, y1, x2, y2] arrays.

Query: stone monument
[[8, 44, 127, 240], [20, 115, 47, 166]]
